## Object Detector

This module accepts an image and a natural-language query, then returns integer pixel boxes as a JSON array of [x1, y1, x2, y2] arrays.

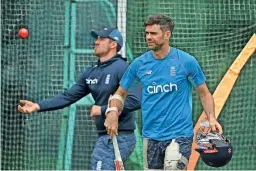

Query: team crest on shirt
[[105, 74, 111, 84], [170, 66, 176, 76]]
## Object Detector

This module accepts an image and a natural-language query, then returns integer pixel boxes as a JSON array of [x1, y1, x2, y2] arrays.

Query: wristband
[[109, 94, 124, 106], [105, 107, 119, 117]]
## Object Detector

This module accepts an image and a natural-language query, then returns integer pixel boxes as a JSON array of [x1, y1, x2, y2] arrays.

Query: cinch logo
[[147, 82, 178, 94], [86, 78, 98, 84]]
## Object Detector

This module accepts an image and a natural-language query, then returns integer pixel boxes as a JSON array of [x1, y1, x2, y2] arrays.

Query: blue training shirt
[[37, 55, 141, 134], [120, 47, 206, 141]]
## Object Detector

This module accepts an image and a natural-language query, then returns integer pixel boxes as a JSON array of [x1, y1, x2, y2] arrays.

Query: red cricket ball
[[19, 28, 29, 39]]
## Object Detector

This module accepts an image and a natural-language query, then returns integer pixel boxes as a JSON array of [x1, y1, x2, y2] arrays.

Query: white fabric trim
[[109, 94, 124, 106], [105, 107, 119, 116]]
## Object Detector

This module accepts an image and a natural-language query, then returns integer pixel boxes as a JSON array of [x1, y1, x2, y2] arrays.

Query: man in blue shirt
[[105, 14, 223, 170], [17, 27, 141, 170]]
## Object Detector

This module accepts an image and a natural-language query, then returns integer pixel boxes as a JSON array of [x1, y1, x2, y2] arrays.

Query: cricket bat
[[187, 34, 256, 170], [113, 135, 125, 171]]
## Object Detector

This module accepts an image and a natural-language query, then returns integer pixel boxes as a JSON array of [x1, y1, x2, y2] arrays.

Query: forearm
[[199, 93, 215, 118], [108, 86, 129, 113], [106, 85, 141, 114], [109, 91, 127, 111], [38, 83, 89, 112], [102, 103, 139, 115], [198, 85, 223, 134], [101, 96, 140, 114], [37, 93, 76, 112]]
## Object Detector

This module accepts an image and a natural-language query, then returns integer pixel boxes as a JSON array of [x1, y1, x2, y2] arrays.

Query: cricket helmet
[[195, 125, 232, 167]]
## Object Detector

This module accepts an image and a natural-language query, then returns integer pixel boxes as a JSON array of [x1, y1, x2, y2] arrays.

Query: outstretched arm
[[36, 82, 90, 112], [196, 83, 223, 134], [18, 83, 89, 114], [18, 71, 90, 114]]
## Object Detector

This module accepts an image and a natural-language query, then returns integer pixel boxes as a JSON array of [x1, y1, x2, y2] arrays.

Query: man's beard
[[151, 43, 164, 52], [93, 50, 101, 57]]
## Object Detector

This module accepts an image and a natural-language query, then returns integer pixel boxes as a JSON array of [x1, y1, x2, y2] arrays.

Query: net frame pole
[[117, 0, 127, 58], [56, 0, 71, 170], [64, 2, 77, 170]]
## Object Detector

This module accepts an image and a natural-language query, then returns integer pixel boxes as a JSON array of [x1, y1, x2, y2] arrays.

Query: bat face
[[115, 160, 125, 171], [112, 135, 125, 171]]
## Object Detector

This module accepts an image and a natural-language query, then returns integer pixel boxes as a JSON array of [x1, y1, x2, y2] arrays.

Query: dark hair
[[117, 45, 121, 52], [109, 38, 121, 52], [144, 14, 175, 33]]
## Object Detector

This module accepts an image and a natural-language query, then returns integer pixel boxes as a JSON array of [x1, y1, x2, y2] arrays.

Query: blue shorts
[[147, 136, 193, 170], [91, 133, 136, 170]]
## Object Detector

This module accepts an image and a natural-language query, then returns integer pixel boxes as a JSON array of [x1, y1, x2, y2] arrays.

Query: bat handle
[[112, 135, 121, 160]]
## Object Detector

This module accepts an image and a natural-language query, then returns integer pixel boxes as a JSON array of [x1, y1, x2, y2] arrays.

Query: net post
[[117, 0, 127, 58]]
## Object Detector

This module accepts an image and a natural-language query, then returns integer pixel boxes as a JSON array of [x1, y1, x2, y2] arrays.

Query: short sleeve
[[186, 57, 206, 87], [120, 58, 141, 90]]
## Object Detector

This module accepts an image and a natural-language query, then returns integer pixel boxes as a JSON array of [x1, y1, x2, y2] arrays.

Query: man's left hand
[[208, 115, 223, 134], [90, 105, 101, 118]]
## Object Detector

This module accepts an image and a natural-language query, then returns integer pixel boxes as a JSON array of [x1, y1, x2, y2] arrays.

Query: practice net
[[1, 0, 255, 170]]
